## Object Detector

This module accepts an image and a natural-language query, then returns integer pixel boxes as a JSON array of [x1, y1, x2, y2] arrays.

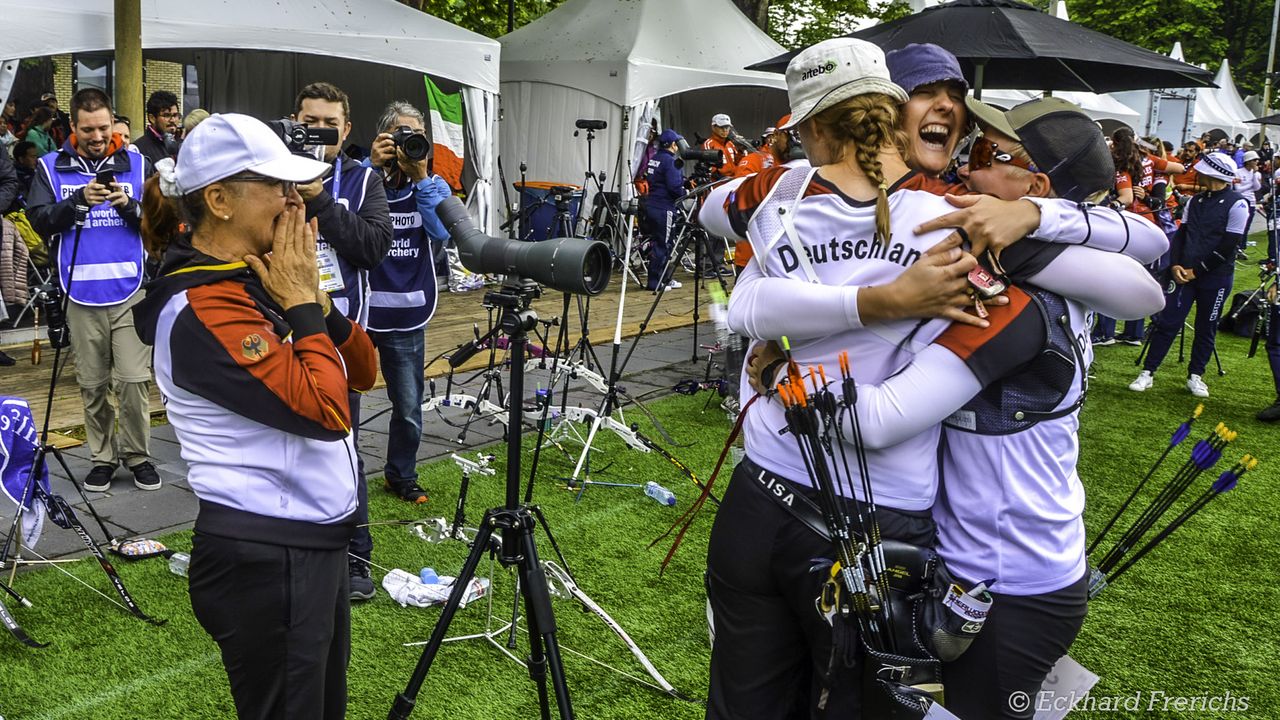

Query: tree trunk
[[732, 0, 770, 31]]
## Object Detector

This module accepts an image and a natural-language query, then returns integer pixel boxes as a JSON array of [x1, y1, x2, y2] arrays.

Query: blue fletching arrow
[[1170, 421, 1192, 447], [1211, 471, 1239, 494], [1198, 445, 1223, 471]]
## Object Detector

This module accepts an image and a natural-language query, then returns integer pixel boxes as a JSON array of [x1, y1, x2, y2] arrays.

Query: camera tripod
[[390, 280, 574, 720], [558, 183, 733, 495], [0, 208, 163, 647], [1229, 260, 1278, 357]]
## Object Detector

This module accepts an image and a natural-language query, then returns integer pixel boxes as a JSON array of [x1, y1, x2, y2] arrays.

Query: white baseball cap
[[780, 38, 908, 130], [711, 113, 733, 127], [1243, 150, 1260, 163], [175, 113, 329, 194], [1193, 151, 1238, 182]]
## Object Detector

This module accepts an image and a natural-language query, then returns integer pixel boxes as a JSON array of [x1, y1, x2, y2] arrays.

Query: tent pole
[[114, 0, 144, 126], [1264, 0, 1280, 114]]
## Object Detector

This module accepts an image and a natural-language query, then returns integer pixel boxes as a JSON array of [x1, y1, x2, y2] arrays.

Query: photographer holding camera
[[643, 128, 686, 291], [133, 91, 181, 168], [364, 100, 450, 511], [26, 87, 160, 493], [292, 81, 393, 601]]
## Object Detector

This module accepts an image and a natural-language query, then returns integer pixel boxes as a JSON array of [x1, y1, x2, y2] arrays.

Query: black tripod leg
[[1214, 344, 1226, 376], [389, 515, 498, 720], [517, 526, 574, 720], [450, 472, 471, 539], [1135, 318, 1153, 366], [48, 446, 117, 545]]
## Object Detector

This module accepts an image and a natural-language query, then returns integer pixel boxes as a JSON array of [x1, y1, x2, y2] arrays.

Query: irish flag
[[425, 76, 465, 191]]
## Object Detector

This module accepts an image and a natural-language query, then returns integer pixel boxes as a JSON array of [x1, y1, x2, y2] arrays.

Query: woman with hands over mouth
[[133, 113, 376, 720]]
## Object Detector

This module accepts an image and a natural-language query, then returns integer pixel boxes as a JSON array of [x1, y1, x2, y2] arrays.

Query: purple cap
[[885, 43, 968, 96], [658, 129, 683, 145]]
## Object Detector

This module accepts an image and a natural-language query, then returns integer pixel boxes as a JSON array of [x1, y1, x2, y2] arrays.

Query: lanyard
[[329, 156, 343, 201]]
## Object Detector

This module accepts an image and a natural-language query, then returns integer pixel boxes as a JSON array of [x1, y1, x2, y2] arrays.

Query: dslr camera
[[267, 118, 340, 154], [389, 125, 432, 162]]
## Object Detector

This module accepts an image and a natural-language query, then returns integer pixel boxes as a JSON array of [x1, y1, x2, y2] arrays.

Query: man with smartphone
[[291, 81, 392, 602], [26, 87, 159, 493]]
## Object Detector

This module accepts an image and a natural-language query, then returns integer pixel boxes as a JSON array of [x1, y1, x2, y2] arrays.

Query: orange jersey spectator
[[704, 113, 743, 177]]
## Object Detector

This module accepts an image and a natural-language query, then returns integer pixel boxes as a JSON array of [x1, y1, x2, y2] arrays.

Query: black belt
[[741, 456, 837, 542]]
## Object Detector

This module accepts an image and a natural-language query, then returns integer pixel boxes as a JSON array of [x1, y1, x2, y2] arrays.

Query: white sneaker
[[1129, 370, 1154, 392], [665, 279, 683, 290], [1186, 374, 1210, 397]]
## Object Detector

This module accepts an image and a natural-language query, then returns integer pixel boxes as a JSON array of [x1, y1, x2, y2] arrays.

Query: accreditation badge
[[316, 243, 345, 293]]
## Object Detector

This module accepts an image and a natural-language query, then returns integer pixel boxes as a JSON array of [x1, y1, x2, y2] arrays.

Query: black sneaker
[[349, 557, 376, 601], [0, 350, 15, 367], [386, 479, 429, 504], [1258, 400, 1280, 423], [83, 464, 115, 492], [129, 461, 162, 491]]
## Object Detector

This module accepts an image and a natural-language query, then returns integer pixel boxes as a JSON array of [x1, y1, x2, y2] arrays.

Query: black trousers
[[1143, 271, 1234, 378], [190, 531, 351, 720], [941, 572, 1089, 720], [705, 459, 936, 719]]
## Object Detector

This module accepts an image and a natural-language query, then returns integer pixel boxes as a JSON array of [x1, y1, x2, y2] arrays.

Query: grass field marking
[[28, 650, 222, 720]]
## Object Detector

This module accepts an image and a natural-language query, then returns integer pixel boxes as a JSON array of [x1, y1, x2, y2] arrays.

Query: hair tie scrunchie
[[155, 158, 182, 198]]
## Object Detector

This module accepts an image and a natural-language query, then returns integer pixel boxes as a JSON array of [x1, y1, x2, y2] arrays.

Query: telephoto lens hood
[[435, 197, 611, 296]]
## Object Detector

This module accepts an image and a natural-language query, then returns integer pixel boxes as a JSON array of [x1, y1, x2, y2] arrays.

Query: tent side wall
[[499, 81, 792, 207], [499, 81, 629, 201], [660, 87, 791, 147]]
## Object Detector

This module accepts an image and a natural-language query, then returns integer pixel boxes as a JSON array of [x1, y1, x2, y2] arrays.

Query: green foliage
[[398, 0, 566, 38], [1066, 0, 1271, 97], [766, 0, 912, 49]]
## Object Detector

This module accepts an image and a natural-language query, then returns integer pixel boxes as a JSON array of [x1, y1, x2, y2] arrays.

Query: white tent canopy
[[1199, 58, 1253, 142], [0, 0, 502, 230], [499, 0, 788, 208]]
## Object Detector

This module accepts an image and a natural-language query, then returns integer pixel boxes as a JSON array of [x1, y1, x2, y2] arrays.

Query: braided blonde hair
[[811, 93, 906, 246]]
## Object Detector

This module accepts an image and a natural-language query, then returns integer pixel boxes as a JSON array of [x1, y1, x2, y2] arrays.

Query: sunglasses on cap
[[968, 136, 1038, 173]]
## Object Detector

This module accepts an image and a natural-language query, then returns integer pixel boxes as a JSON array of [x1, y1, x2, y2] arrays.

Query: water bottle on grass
[[644, 481, 676, 506], [168, 552, 190, 577]]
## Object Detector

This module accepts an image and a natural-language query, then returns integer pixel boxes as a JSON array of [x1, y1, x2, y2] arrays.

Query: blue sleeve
[[414, 175, 452, 243], [663, 158, 683, 198]]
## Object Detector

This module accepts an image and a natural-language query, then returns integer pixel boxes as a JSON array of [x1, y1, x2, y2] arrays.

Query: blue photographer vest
[[42, 150, 146, 306], [318, 157, 376, 324], [1180, 188, 1247, 278], [366, 185, 437, 332]]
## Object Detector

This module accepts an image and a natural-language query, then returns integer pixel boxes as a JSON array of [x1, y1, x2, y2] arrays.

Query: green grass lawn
[[1, 251, 1277, 719]]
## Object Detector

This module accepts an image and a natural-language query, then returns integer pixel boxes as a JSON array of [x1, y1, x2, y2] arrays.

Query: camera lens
[[401, 133, 431, 161]]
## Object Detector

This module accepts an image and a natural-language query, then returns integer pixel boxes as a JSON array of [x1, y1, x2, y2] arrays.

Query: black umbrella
[[1246, 113, 1280, 125], [747, 0, 1214, 96]]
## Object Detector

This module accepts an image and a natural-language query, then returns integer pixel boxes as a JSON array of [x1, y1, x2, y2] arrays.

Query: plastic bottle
[[644, 481, 676, 506], [419, 567, 439, 584], [168, 552, 191, 577]]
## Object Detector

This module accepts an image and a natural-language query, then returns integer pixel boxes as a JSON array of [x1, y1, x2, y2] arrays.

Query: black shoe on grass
[[1258, 400, 1280, 423], [349, 557, 376, 601], [386, 479, 429, 504]]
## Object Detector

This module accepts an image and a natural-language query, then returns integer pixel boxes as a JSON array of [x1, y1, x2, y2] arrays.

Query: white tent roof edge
[[0, 0, 500, 95]]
